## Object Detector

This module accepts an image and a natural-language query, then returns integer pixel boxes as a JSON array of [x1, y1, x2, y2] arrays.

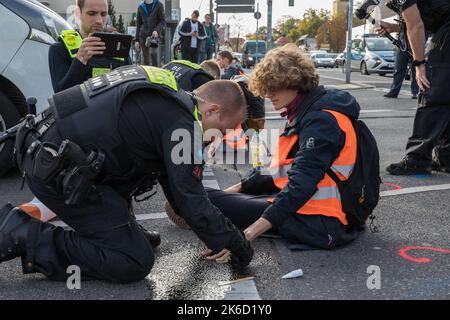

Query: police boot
[[386, 157, 432, 175], [138, 224, 161, 249], [0, 204, 32, 263]]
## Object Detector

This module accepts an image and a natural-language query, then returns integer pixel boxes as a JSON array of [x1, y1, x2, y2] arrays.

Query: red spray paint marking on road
[[399, 246, 450, 263], [384, 182, 402, 190]]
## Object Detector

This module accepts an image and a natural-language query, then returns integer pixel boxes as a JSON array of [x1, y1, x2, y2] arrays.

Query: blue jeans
[[389, 49, 418, 96]]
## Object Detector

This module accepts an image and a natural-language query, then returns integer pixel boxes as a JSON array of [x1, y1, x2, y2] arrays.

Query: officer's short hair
[[196, 80, 247, 120], [200, 60, 221, 80], [76, 0, 107, 12]]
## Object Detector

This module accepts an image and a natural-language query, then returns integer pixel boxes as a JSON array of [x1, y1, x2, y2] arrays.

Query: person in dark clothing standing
[[377, 0, 450, 174], [135, 0, 165, 66], [0, 65, 253, 282], [384, 28, 419, 99], [48, 0, 130, 93], [199, 14, 218, 63], [179, 10, 207, 63]]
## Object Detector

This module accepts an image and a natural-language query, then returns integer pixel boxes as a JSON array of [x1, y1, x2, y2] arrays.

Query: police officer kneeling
[[0, 65, 253, 283]]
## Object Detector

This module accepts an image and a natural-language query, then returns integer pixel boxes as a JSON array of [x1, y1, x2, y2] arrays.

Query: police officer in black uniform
[[377, 0, 450, 174], [48, 0, 130, 93], [0, 65, 253, 283]]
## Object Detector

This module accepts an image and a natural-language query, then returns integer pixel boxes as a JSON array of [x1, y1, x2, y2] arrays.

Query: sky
[[179, 0, 334, 36]]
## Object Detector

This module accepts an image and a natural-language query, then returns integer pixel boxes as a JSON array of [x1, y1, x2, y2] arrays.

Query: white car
[[0, 0, 72, 175]]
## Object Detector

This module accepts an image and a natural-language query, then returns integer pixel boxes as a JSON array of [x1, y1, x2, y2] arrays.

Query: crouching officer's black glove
[[230, 237, 254, 270]]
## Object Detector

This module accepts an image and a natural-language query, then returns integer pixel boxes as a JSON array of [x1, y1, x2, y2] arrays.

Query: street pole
[[256, 2, 259, 56], [267, 0, 272, 49], [345, 0, 353, 84], [209, 0, 214, 22]]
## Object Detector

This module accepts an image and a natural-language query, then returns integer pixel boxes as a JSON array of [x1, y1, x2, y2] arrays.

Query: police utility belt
[[15, 112, 105, 207]]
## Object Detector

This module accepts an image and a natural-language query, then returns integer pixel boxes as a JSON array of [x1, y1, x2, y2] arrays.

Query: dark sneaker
[[138, 224, 161, 249], [165, 201, 190, 230], [386, 158, 432, 175], [412, 94, 418, 99], [384, 92, 398, 98], [432, 162, 450, 173], [0, 204, 32, 262]]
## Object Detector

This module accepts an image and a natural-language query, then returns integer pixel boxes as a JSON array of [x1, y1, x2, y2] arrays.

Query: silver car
[[0, 0, 72, 175], [353, 37, 395, 76], [311, 53, 335, 68]]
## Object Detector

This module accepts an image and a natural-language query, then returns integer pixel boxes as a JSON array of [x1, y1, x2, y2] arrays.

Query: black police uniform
[[163, 60, 214, 92], [48, 30, 130, 93], [393, 0, 450, 172], [1, 66, 251, 282]]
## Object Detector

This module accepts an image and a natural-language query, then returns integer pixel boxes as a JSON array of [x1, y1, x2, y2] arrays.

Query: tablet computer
[[91, 32, 132, 58]]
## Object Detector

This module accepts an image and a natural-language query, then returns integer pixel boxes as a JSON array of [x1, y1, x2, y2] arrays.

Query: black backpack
[[327, 119, 381, 231]]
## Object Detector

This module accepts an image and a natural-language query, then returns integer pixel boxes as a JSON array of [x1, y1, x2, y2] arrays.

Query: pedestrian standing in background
[[135, 0, 165, 66], [179, 10, 207, 63], [199, 14, 218, 63]]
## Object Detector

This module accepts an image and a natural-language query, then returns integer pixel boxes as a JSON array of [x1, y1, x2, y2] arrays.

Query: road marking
[[222, 280, 261, 300], [380, 183, 450, 197]]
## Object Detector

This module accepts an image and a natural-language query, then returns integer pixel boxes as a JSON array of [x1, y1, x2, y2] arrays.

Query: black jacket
[[136, 0, 166, 42], [242, 86, 361, 228], [48, 41, 131, 93], [179, 19, 207, 52]]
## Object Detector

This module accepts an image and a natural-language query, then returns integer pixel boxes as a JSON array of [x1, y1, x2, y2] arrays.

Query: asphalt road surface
[[0, 68, 448, 300]]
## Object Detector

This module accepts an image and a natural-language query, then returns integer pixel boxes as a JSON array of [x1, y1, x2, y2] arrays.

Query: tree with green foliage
[[117, 14, 125, 33], [107, 0, 117, 28]]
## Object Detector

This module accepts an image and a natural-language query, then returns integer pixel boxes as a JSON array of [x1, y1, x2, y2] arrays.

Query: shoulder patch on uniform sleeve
[[192, 165, 203, 181]]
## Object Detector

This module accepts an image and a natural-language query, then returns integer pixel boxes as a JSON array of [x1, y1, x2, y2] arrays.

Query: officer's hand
[[416, 64, 430, 91], [229, 239, 254, 270], [76, 36, 106, 65], [375, 21, 394, 36], [135, 41, 141, 51]]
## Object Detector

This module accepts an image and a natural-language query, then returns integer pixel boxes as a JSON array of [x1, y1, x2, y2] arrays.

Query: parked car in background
[[336, 51, 365, 72], [0, 0, 72, 175], [328, 53, 339, 68], [242, 40, 267, 68], [352, 37, 395, 76], [310, 53, 335, 68]]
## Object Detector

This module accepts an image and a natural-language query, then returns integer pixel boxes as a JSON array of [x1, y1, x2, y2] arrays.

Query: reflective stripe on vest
[[268, 109, 357, 225], [223, 124, 247, 150], [60, 30, 82, 58], [164, 60, 203, 70]]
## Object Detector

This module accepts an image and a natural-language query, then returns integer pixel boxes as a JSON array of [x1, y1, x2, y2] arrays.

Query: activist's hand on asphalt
[[203, 248, 232, 264], [76, 35, 106, 65], [416, 64, 430, 91]]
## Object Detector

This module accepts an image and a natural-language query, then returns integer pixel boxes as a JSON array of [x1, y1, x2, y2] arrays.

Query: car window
[[2, 0, 72, 42], [365, 38, 395, 51], [245, 42, 267, 54], [315, 54, 329, 58]]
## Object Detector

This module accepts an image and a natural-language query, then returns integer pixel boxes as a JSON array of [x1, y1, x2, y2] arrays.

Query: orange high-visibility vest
[[268, 109, 357, 225], [223, 124, 247, 150]]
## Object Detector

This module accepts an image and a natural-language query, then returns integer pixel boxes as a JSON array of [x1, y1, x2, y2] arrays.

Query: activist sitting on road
[[48, 0, 131, 93], [217, 51, 244, 80], [166, 44, 380, 250], [0, 65, 253, 283]]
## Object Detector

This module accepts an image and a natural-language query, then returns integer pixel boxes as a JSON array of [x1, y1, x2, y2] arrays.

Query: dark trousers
[[406, 106, 450, 166], [206, 188, 356, 250], [182, 47, 199, 63], [139, 40, 159, 67], [22, 127, 154, 282], [389, 49, 418, 96]]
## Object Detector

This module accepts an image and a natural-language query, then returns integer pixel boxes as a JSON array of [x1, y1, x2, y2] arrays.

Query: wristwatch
[[412, 59, 426, 67]]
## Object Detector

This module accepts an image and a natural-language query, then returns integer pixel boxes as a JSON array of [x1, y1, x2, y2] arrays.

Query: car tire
[[360, 61, 369, 75], [0, 92, 20, 177]]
